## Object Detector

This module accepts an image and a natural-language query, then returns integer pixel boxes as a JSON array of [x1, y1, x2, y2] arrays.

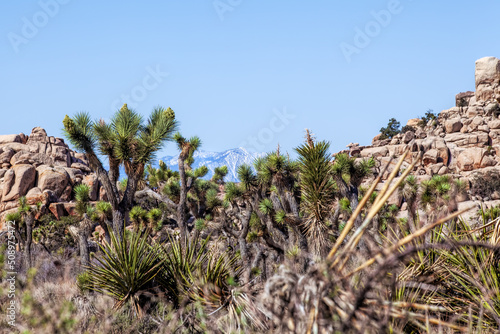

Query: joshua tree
[[295, 131, 336, 256], [74, 183, 94, 267], [255, 150, 305, 252], [399, 175, 419, 233], [420, 175, 466, 234], [129, 206, 147, 232], [63, 104, 178, 239], [173, 133, 202, 241], [211, 165, 228, 184], [138, 153, 226, 240], [5, 197, 41, 269], [332, 152, 375, 229]]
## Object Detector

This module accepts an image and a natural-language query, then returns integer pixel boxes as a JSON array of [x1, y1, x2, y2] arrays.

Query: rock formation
[[347, 56, 500, 219], [0, 127, 98, 229]]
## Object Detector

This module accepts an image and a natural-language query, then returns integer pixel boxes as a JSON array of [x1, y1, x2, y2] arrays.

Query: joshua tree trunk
[[112, 209, 125, 240], [177, 156, 189, 242], [238, 206, 252, 284], [23, 214, 33, 269], [331, 205, 341, 232], [348, 186, 361, 229], [407, 199, 418, 234], [79, 214, 92, 268]]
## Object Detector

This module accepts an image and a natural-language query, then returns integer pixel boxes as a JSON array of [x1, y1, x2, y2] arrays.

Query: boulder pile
[[0, 127, 101, 229], [345, 56, 500, 217]]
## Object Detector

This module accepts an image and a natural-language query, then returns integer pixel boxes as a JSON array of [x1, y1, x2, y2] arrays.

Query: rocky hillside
[[0, 127, 101, 229], [347, 56, 500, 218]]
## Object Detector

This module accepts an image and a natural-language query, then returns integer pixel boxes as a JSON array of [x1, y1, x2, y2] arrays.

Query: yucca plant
[[160, 234, 239, 309], [295, 130, 336, 256], [397, 217, 500, 330], [160, 234, 267, 331], [84, 230, 164, 317]]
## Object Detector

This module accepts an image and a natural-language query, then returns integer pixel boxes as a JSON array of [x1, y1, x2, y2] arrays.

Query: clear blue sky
[[1, 1, 500, 158]]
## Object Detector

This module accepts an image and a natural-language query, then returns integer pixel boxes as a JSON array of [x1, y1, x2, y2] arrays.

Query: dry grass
[[3, 151, 500, 333]]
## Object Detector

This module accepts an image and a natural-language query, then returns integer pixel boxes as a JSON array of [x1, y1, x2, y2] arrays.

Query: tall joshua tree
[[295, 130, 336, 256], [63, 104, 178, 239], [173, 133, 202, 241]]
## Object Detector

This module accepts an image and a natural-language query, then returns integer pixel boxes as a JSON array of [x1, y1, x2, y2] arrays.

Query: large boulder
[[444, 132, 489, 147], [0, 134, 21, 145], [48, 202, 66, 220], [359, 146, 389, 158], [25, 187, 48, 205], [402, 131, 415, 144], [2, 164, 36, 202], [488, 120, 500, 130], [420, 137, 450, 165], [485, 102, 500, 117], [10, 151, 54, 166], [63, 167, 84, 185], [456, 148, 497, 171], [0, 148, 15, 165], [406, 118, 421, 127], [475, 57, 500, 102], [445, 118, 463, 133], [37, 166, 70, 197], [1, 143, 30, 153]]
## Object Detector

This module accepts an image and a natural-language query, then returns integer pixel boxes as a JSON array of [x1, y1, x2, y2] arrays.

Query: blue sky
[[1, 1, 500, 158]]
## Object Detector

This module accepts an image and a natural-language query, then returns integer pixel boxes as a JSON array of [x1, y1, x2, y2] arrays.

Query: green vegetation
[[4, 107, 500, 333], [379, 117, 401, 139], [62, 104, 178, 238]]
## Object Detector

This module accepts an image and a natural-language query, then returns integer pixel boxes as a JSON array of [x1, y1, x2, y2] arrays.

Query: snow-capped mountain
[[157, 148, 265, 182]]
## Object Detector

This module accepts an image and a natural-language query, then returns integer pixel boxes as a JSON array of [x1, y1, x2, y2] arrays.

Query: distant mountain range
[[157, 148, 265, 182]]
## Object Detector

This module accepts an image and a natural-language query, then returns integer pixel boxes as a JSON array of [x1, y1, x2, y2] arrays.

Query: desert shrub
[[401, 125, 415, 133], [33, 214, 76, 251], [470, 170, 500, 199], [419, 109, 437, 127], [379, 118, 401, 139]]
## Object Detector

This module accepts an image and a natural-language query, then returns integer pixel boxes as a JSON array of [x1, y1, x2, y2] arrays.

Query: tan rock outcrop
[[445, 118, 463, 133], [2, 164, 36, 202], [37, 166, 70, 197], [475, 57, 500, 103], [0, 127, 98, 225], [456, 148, 497, 171]]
